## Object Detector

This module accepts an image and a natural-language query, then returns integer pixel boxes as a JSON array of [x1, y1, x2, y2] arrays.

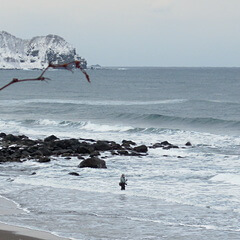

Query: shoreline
[[0, 224, 70, 240], [0, 223, 70, 240], [0, 196, 69, 240]]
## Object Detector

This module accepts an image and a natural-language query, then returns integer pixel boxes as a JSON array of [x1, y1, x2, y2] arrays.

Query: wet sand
[[0, 196, 69, 240], [0, 223, 69, 240], [0, 229, 43, 240]]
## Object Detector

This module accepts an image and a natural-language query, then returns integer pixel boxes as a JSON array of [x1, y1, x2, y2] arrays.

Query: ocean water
[[0, 67, 240, 239]]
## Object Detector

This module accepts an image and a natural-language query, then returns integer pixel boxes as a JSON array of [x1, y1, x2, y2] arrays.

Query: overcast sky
[[0, 0, 240, 67]]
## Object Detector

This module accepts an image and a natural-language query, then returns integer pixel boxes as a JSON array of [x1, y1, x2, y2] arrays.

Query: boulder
[[21, 139, 37, 146], [69, 172, 80, 176], [122, 140, 136, 146], [78, 156, 107, 168], [44, 135, 59, 142], [37, 157, 51, 163], [76, 146, 91, 154], [117, 150, 129, 156], [89, 151, 100, 157], [163, 145, 179, 150], [109, 142, 122, 150], [151, 143, 162, 149], [133, 145, 148, 153], [0, 156, 6, 162], [160, 141, 172, 146], [0, 132, 6, 138], [93, 141, 112, 151], [151, 141, 179, 150], [4, 134, 21, 142], [38, 146, 52, 156], [185, 141, 192, 146]]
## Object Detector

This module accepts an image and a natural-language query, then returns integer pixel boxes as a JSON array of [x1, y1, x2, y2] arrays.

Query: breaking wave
[[0, 98, 188, 106], [115, 112, 240, 130], [1, 110, 240, 137]]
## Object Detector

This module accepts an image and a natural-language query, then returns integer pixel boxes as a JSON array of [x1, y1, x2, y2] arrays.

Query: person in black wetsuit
[[119, 174, 127, 190]]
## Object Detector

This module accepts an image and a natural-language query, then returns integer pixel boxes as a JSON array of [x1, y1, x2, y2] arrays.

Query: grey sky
[[0, 0, 239, 66]]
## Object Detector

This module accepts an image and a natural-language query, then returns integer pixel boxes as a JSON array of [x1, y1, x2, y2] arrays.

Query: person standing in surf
[[119, 174, 127, 190]]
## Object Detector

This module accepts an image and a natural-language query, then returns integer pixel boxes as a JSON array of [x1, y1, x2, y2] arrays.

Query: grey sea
[[0, 67, 240, 239]]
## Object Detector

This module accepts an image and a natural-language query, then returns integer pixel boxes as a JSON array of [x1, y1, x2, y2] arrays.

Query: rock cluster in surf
[[0, 133, 191, 169]]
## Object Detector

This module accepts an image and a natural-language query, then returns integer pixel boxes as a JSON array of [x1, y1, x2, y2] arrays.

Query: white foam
[[37, 119, 59, 126], [211, 173, 240, 185], [81, 122, 133, 132], [0, 98, 187, 106], [0, 195, 29, 214]]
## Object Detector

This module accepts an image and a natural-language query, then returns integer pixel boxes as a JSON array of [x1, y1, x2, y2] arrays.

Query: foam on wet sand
[[0, 196, 69, 240]]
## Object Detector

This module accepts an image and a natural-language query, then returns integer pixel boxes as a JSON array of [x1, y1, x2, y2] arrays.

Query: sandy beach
[[0, 196, 69, 240]]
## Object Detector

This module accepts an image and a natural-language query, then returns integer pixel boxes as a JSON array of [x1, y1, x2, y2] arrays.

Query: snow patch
[[0, 31, 87, 69]]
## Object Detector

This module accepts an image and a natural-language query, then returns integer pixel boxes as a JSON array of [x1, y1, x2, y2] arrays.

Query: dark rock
[[38, 157, 51, 163], [28, 146, 40, 153], [8, 156, 21, 162], [69, 172, 80, 176], [9, 151, 22, 159], [30, 150, 44, 157], [54, 139, 76, 149], [185, 141, 192, 146], [0, 156, 6, 162], [161, 141, 172, 146], [76, 146, 91, 154], [89, 151, 100, 157], [133, 145, 148, 153], [79, 138, 96, 142], [149, 141, 179, 150], [117, 150, 129, 156], [18, 135, 29, 139], [122, 140, 136, 146], [109, 142, 122, 150], [38, 146, 52, 156], [163, 145, 179, 150], [21, 139, 37, 146], [78, 156, 107, 168], [21, 150, 30, 158], [151, 143, 162, 149], [110, 150, 118, 155], [93, 141, 111, 151], [4, 134, 21, 142], [44, 135, 59, 142], [68, 138, 81, 147], [128, 151, 145, 156], [52, 149, 73, 156], [0, 132, 6, 138]]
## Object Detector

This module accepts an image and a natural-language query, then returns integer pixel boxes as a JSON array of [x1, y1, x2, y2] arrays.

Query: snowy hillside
[[0, 31, 87, 69]]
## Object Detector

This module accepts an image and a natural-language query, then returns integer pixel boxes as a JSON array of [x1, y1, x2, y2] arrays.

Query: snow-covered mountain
[[0, 31, 87, 69]]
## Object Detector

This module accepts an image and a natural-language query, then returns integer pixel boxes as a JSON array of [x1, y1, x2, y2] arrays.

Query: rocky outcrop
[[0, 133, 150, 168], [0, 133, 190, 170], [78, 157, 107, 169], [133, 145, 148, 153], [150, 141, 179, 150]]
